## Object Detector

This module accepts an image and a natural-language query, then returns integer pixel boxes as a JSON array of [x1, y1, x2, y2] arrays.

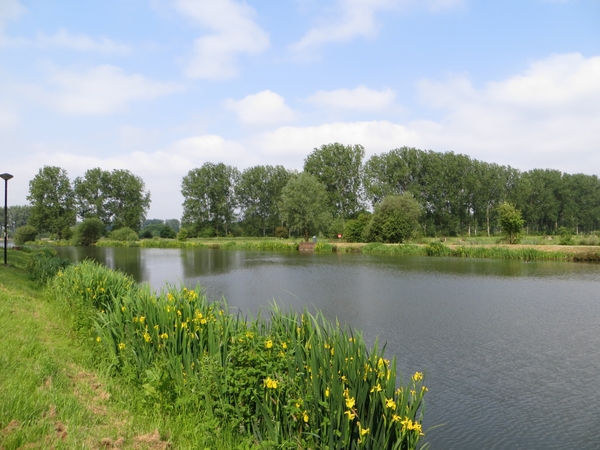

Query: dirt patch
[[133, 430, 171, 450], [99, 436, 125, 449], [54, 421, 68, 441], [68, 368, 111, 416], [1, 419, 20, 436]]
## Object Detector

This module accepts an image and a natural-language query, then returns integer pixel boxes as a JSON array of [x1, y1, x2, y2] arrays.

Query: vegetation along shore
[[0, 250, 428, 449]]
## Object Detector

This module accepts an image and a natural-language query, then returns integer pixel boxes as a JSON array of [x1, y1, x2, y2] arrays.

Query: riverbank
[[1, 251, 427, 449], [0, 253, 256, 449]]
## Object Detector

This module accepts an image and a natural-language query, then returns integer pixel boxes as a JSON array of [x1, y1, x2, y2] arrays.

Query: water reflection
[[53, 247, 600, 450]]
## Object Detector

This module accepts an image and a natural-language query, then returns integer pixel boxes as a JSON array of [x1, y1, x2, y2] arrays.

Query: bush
[[344, 213, 371, 243], [177, 227, 188, 241], [73, 218, 105, 246], [26, 248, 71, 284], [558, 227, 573, 245], [274, 226, 288, 238], [13, 225, 38, 245], [109, 227, 139, 241], [363, 194, 421, 243], [160, 225, 177, 239], [139, 229, 153, 239]]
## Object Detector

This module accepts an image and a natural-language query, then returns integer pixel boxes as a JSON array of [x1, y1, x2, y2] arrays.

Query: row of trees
[[25, 166, 151, 238], [180, 144, 600, 239]]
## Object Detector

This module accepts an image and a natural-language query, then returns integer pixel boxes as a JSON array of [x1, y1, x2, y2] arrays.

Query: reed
[[52, 261, 428, 449]]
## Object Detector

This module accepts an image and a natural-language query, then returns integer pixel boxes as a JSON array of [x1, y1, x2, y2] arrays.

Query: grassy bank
[[0, 252, 264, 449], [1, 251, 428, 449]]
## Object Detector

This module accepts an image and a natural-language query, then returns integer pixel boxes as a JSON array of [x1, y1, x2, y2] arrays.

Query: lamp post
[[0, 173, 13, 265]]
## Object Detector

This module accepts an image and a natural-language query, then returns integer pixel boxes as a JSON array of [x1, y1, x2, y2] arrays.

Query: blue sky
[[1, 0, 599, 219]]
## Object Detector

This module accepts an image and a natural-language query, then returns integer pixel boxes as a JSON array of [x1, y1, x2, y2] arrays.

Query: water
[[54, 246, 600, 449]]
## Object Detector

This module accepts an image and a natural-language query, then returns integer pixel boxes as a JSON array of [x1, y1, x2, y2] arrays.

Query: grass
[[1, 250, 429, 449], [0, 252, 258, 449], [48, 260, 428, 449]]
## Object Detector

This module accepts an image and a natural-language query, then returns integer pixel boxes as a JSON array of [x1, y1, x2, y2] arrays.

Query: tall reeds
[[49, 261, 428, 449]]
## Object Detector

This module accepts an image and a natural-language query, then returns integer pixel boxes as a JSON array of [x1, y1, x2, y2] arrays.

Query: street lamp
[[0, 173, 13, 265]]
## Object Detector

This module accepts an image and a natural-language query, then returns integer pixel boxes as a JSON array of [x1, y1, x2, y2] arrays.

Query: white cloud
[[174, 0, 270, 79], [412, 53, 600, 168], [291, 0, 464, 52], [0, 0, 25, 32], [0, 28, 131, 53], [224, 90, 295, 126], [305, 85, 396, 111], [26, 65, 182, 115]]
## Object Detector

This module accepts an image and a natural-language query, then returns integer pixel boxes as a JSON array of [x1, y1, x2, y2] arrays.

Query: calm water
[[55, 247, 600, 450]]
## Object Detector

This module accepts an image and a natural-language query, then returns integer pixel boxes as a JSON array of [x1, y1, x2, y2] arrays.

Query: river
[[54, 246, 600, 450]]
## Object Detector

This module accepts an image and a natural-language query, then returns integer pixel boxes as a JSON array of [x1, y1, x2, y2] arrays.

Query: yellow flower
[[325, 387, 330, 397], [143, 332, 152, 343], [358, 423, 369, 436], [392, 414, 401, 423], [96, 337, 101, 342], [154, 324, 159, 330], [282, 342, 287, 349], [200, 318, 207, 325], [265, 339, 273, 349], [139, 316, 145, 323], [385, 398, 396, 410], [344, 410, 356, 420], [345, 397, 355, 409], [263, 377, 278, 389], [370, 384, 382, 393], [303, 411, 309, 423], [121, 306, 126, 312], [412, 371, 423, 381], [118, 343, 126, 350], [160, 333, 168, 339]]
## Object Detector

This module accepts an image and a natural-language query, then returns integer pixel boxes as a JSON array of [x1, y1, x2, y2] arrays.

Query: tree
[[497, 203, 524, 244], [13, 225, 38, 245], [74, 168, 151, 232], [5, 205, 32, 236], [362, 194, 421, 243], [181, 163, 239, 236], [236, 165, 291, 236], [27, 166, 76, 239], [279, 173, 331, 241], [73, 218, 105, 246], [304, 143, 365, 220]]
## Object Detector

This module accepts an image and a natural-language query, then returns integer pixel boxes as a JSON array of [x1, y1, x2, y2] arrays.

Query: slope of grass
[[0, 253, 255, 449]]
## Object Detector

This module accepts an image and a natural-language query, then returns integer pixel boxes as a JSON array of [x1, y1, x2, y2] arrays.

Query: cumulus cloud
[[413, 52, 600, 168], [224, 90, 295, 126], [305, 85, 396, 111], [291, 0, 463, 52], [26, 65, 182, 114], [0, 28, 131, 53], [174, 0, 269, 79]]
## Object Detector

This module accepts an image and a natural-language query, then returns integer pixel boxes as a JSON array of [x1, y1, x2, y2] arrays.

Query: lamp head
[[0, 173, 13, 181]]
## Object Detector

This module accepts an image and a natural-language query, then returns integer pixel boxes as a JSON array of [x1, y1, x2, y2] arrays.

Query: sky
[[1, 0, 599, 220]]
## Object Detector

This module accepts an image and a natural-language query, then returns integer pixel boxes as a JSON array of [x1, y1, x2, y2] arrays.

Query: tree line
[[13, 143, 600, 243], [180, 144, 600, 240]]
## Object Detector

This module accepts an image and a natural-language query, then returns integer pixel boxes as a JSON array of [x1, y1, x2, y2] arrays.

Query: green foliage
[[497, 203, 524, 244], [344, 213, 371, 243], [558, 227, 573, 245], [280, 173, 332, 241], [363, 194, 422, 243], [27, 166, 76, 239], [139, 228, 153, 239], [274, 226, 288, 238], [109, 227, 139, 241], [74, 168, 151, 232], [176, 227, 188, 241], [160, 225, 177, 239], [51, 261, 427, 450], [182, 162, 239, 236], [236, 165, 291, 236], [6, 205, 32, 236], [73, 217, 105, 246], [26, 249, 71, 284], [304, 143, 365, 219], [425, 242, 452, 257], [327, 217, 345, 239], [13, 225, 38, 245]]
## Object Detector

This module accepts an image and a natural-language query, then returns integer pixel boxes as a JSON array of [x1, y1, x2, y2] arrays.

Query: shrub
[[558, 227, 573, 245], [110, 227, 139, 241], [26, 248, 71, 284], [344, 213, 371, 243], [160, 225, 177, 239], [73, 218, 105, 246], [363, 194, 421, 243], [139, 229, 153, 239], [497, 203, 523, 244], [13, 225, 38, 245], [274, 226, 288, 238], [176, 227, 188, 241]]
